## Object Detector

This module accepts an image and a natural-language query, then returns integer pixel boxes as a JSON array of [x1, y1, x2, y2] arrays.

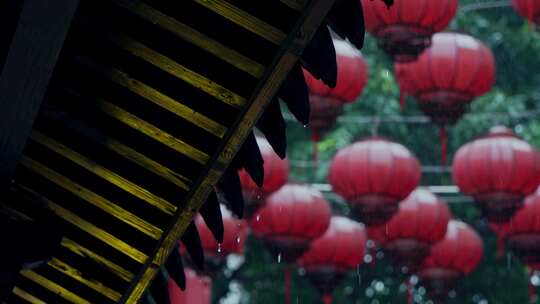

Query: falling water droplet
[[256, 215, 261, 222], [303, 125, 307, 128], [356, 265, 362, 289], [217, 243, 222, 253], [277, 253, 282, 263], [236, 236, 241, 244]]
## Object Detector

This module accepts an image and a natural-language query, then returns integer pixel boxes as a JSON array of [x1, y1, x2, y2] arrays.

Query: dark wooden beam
[[0, 0, 79, 187]]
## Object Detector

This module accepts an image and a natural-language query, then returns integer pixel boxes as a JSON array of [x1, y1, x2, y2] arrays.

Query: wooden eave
[[0, 0, 336, 303]]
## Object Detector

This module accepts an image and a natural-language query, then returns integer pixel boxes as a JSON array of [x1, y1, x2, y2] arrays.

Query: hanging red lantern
[[249, 184, 331, 304], [190, 205, 248, 275], [249, 184, 332, 263], [361, 0, 458, 62], [168, 268, 212, 304], [299, 216, 367, 304], [381, 188, 451, 273], [507, 187, 540, 269], [328, 138, 421, 226], [418, 220, 483, 303], [453, 126, 540, 223], [507, 187, 540, 303], [304, 40, 368, 159], [239, 137, 289, 217], [395, 32, 495, 163], [512, 0, 540, 25]]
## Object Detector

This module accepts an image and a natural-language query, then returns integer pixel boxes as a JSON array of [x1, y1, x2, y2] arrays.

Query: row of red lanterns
[[250, 183, 484, 304], [168, 1, 540, 301], [306, 33, 496, 163]]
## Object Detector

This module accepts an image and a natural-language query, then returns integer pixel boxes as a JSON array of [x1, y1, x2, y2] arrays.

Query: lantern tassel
[[439, 127, 448, 165], [496, 234, 505, 259], [400, 90, 406, 111], [529, 268, 538, 304], [490, 223, 506, 258], [406, 277, 413, 304], [284, 266, 292, 304], [312, 133, 321, 163], [322, 294, 333, 304]]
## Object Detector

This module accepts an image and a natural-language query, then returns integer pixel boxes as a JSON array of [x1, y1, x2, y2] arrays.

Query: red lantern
[[512, 0, 540, 25], [418, 220, 483, 302], [299, 217, 367, 304], [453, 126, 540, 223], [304, 40, 368, 152], [507, 187, 540, 269], [250, 184, 331, 304], [507, 187, 540, 304], [381, 188, 451, 273], [168, 269, 212, 304], [395, 32, 495, 163], [328, 138, 421, 226], [239, 137, 289, 217], [192, 205, 248, 274], [362, 0, 458, 62], [249, 184, 332, 263]]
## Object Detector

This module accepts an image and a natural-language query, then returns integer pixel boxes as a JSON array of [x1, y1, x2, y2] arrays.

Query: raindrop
[[217, 243, 222, 253], [374, 281, 384, 292], [531, 274, 540, 286], [277, 253, 282, 263], [356, 265, 362, 289], [236, 236, 241, 244], [366, 240, 375, 249], [410, 275, 418, 285], [303, 125, 307, 128], [256, 215, 261, 222], [364, 254, 373, 263]]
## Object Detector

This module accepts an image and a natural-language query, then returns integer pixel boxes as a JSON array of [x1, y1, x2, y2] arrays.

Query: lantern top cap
[[487, 125, 515, 138]]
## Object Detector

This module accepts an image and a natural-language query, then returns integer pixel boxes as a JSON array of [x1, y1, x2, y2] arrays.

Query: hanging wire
[[460, 0, 512, 13], [284, 108, 540, 125]]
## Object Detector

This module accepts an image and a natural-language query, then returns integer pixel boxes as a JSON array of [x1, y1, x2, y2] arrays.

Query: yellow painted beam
[[20, 270, 90, 304], [193, 0, 286, 44], [47, 258, 122, 301], [31, 131, 177, 216], [96, 99, 209, 164], [18, 185, 149, 264], [108, 33, 246, 110], [19, 156, 163, 240], [101, 66, 228, 137], [111, 0, 265, 78], [60, 238, 134, 283], [12, 287, 47, 304]]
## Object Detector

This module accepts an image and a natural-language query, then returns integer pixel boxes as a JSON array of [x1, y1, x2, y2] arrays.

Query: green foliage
[[213, 2, 540, 303]]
